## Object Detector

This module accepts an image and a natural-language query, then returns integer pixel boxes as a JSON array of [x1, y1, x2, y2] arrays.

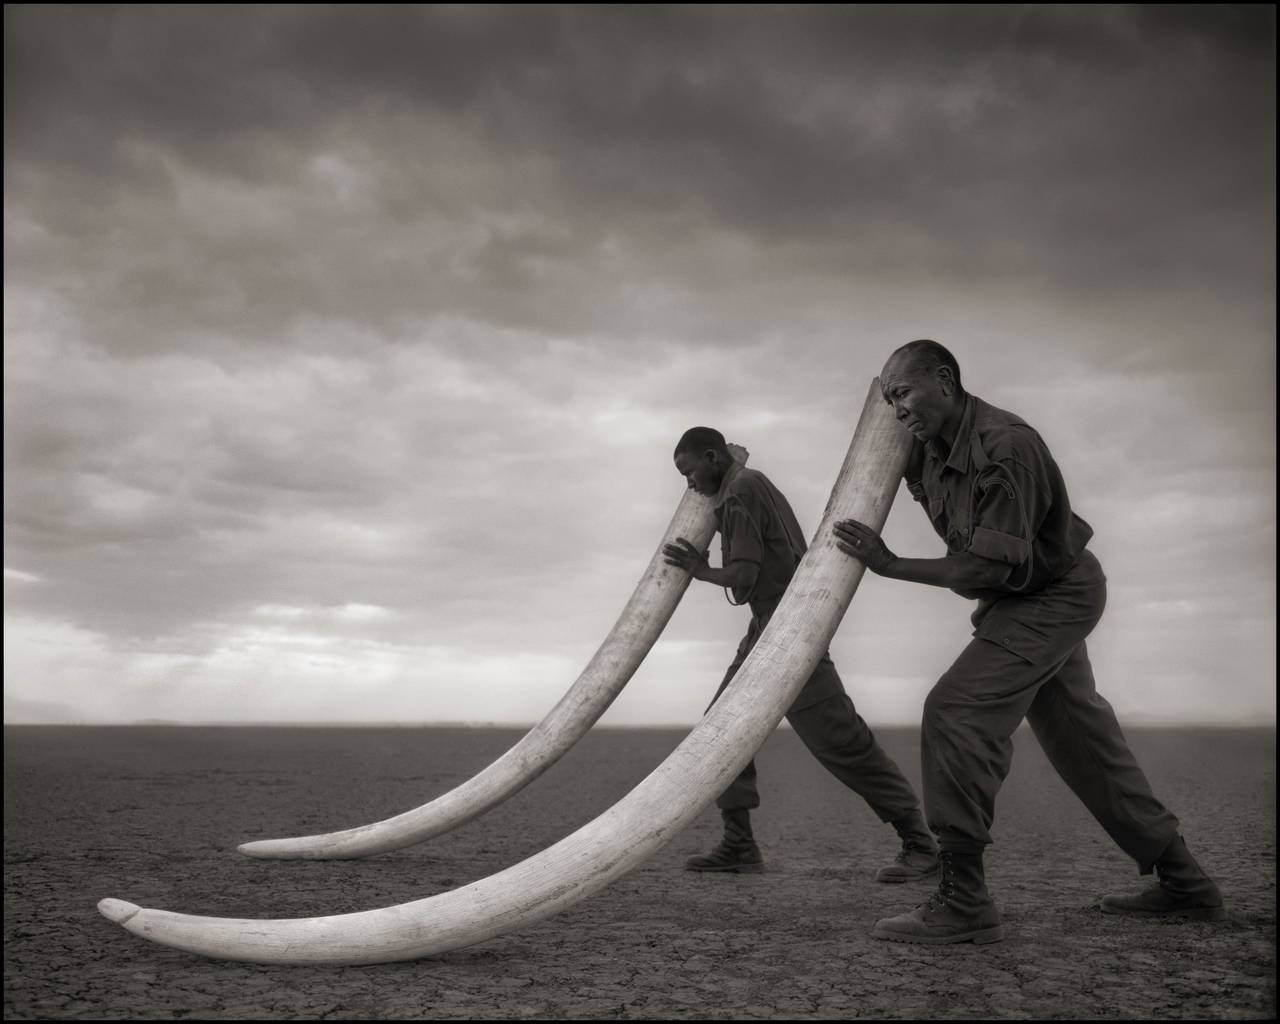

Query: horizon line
[[3, 718, 1276, 730]]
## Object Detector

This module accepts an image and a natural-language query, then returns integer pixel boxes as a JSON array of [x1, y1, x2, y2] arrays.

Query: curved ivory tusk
[[238, 446, 748, 860], [98, 382, 909, 964]]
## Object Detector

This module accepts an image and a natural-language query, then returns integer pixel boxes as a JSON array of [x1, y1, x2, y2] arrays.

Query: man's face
[[879, 356, 959, 443], [674, 450, 723, 496]]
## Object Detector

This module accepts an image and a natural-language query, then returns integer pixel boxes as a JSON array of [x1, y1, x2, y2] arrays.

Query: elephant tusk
[[98, 382, 910, 964], [238, 446, 748, 860]]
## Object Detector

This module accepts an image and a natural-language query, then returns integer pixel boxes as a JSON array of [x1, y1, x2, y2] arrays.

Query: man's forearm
[[696, 561, 759, 591], [878, 552, 1012, 590]]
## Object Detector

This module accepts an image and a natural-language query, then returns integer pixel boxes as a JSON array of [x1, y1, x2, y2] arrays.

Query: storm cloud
[[4, 5, 1274, 726]]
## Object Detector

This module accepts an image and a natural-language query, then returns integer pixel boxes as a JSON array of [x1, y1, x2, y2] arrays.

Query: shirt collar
[[713, 459, 745, 508], [926, 394, 976, 474]]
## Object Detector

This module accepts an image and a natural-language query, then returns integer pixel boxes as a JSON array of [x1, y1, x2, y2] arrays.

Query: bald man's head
[[883, 339, 963, 393], [879, 340, 967, 444]]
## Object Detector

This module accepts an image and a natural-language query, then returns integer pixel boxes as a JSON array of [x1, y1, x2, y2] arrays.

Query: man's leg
[[1026, 644, 1224, 918], [875, 635, 1068, 944], [683, 766, 765, 873], [920, 636, 1062, 851], [785, 674, 938, 882], [1025, 641, 1179, 869], [919, 555, 1109, 853], [878, 553, 1145, 944], [686, 640, 765, 873]]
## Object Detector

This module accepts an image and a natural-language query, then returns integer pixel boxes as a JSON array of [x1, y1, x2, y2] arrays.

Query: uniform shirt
[[711, 462, 846, 709], [907, 394, 1094, 600], [713, 461, 809, 619]]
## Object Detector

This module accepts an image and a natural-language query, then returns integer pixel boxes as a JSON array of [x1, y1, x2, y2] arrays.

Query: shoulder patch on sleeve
[[978, 471, 1017, 502]]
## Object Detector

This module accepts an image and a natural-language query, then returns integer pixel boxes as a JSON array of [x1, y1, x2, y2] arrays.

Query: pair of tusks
[[98, 380, 910, 964]]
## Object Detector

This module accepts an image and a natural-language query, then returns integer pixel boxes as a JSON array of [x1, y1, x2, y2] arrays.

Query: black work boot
[[873, 850, 1005, 944], [685, 809, 765, 873], [1100, 835, 1226, 921], [876, 809, 941, 883]]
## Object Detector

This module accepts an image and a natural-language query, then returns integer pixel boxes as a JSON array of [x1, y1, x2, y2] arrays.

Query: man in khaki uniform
[[834, 340, 1224, 945], [663, 426, 937, 881]]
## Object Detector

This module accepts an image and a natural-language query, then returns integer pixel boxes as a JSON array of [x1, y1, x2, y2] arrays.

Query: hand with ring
[[833, 519, 896, 574]]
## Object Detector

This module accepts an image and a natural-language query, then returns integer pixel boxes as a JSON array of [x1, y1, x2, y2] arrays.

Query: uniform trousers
[[923, 549, 1180, 872], [711, 613, 921, 822]]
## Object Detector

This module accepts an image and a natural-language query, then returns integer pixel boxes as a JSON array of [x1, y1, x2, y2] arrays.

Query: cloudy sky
[[4, 5, 1274, 727]]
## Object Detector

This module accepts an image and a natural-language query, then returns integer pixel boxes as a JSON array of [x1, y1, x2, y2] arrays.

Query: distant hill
[[2, 697, 92, 725]]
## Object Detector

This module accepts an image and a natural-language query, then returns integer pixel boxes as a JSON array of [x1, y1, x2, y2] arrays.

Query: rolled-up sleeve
[[969, 523, 1029, 566], [722, 492, 765, 566], [967, 456, 1045, 567]]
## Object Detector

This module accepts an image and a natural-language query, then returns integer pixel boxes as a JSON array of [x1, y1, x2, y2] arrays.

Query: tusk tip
[[237, 839, 289, 858], [97, 898, 141, 925]]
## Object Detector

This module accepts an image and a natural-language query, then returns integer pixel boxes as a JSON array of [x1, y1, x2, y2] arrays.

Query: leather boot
[[876, 809, 941, 883], [685, 809, 765, 873], [873, 850, 1005, 944], [1100, 834, 1226, 921]]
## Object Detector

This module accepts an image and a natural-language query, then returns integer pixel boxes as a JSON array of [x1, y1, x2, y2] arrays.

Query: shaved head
[[879, 339, 967, 443], [884, 339, 964, 393], [674, 426, 730, 459], [673, 426, 732, 496]]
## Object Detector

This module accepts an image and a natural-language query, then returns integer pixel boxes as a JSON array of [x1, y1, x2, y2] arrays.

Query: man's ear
[[936, 365, 957, 397], [704, 448, 721, 468]]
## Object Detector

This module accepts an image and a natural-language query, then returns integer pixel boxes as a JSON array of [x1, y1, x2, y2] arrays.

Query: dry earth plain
[[4, 725, 1275, 1020]]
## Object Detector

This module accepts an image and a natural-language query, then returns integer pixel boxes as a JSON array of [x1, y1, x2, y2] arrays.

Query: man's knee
[[923, 678, 967, 736], [789, 695, 875, 758]]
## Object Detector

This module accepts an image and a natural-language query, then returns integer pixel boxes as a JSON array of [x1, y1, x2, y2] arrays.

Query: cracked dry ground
[[4, 725, 1275, 1019]]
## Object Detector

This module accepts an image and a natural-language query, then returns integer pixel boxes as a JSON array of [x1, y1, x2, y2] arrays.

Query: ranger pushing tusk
[[662, 426, 938, 882], [836, 340, 1226, 946]]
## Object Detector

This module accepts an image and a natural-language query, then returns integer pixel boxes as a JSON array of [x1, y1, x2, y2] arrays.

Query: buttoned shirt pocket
[[927, 495, 948, 532], [947, 512, 972, 553]]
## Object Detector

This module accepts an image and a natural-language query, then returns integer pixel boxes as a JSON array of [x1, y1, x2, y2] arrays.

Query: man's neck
[[931, 393, 970, 460]]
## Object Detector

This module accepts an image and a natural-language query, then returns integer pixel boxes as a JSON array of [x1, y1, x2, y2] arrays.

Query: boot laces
[[924, 851, 958, 911]]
